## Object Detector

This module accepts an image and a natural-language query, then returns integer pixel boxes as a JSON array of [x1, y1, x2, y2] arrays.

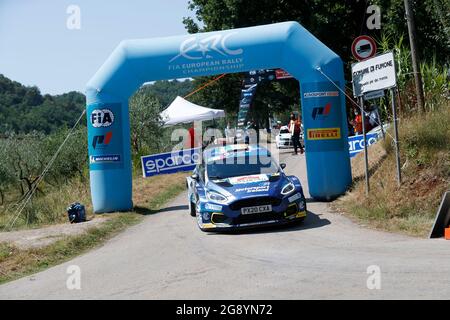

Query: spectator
[[289, 113, 304, 155], [352, 109, 363, 135], [185, 126, 195, 149]]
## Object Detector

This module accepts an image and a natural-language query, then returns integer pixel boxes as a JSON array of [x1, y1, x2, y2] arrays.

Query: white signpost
[[351, 52, 396, 98], [351, 51, 401, 194]]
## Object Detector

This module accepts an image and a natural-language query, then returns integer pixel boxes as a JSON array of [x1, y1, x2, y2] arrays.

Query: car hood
[[206, 173, 289, 200]]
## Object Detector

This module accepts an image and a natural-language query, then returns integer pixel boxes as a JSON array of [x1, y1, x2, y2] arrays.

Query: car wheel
[[189, 200, 196, 217]]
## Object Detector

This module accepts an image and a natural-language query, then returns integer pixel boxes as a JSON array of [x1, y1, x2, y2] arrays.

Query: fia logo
[[92, 132, 112, 149], [170, 33, 243, 62], [312, 103, 331, 120], [91, 109, 114, 128]]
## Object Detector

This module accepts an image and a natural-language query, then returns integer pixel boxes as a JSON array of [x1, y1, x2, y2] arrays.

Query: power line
[[6, 109, 86, 230]]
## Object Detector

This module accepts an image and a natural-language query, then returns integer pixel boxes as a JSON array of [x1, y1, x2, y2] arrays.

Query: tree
[[182, 0, 449, 119], [139, 79, 194, 107], [129, 90, 163, 154]]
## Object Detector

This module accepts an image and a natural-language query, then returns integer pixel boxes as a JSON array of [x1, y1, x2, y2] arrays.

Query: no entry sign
[[351, 35, 377, 61]]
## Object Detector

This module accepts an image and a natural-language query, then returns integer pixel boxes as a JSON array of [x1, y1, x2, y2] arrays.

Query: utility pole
[[404, 0, 425, 113]]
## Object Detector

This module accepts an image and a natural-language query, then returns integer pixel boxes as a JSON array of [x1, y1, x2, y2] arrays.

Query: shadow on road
[[208, 209, 331, 236], [133, 205, 189, 215]]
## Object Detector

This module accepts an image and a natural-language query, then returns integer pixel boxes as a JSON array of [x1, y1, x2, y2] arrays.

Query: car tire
[[189, 200, 196, 217]]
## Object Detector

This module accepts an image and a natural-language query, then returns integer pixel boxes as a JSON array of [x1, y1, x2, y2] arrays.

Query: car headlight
[[281, 182, 296, 196], [206, 191, 228, 203]]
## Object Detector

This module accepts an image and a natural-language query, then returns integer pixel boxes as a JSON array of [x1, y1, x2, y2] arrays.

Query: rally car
[[186, 144, 307, 232]]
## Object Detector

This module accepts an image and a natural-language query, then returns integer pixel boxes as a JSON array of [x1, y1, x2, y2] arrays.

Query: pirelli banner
[[302, 82, 347, 153]]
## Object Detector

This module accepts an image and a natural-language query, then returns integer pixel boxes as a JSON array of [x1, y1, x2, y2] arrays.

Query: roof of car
[[204, 144, 270, 163]]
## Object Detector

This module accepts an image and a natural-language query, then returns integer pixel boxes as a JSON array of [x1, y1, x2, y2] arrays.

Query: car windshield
[[280, 129, 290, 134], [207, 155, 279, 179]]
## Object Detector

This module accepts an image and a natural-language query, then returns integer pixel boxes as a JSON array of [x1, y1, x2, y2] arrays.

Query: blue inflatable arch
[[86, 21, 352, 213]]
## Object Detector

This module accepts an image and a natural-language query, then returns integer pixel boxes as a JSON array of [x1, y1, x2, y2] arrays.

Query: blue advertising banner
[[348, 133, 379, 158], [87, 102, 124, 170], [141, 148, 202, 178], [237, 69, 293, 127], [237, 84, 257, 126]]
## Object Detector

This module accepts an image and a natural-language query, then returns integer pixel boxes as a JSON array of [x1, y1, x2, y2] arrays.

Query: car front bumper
[[196, 193, 307, 232]]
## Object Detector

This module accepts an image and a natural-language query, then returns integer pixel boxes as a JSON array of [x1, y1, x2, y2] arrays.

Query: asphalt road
[[1, 150, 449, 299]]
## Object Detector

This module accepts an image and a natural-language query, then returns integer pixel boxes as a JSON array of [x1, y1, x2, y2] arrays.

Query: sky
[[0, 0, 197, 95]]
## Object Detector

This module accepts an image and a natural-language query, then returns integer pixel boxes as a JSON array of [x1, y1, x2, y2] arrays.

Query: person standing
[[186, 125, 195, 149], [352, 109, 363, 135], [289, 113, 304, 155]]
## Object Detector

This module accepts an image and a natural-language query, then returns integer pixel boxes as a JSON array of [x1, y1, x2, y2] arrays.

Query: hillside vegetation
[[0, 75, 193, 230], [337, 101, 450, 237], [0, 75, 85, 134]]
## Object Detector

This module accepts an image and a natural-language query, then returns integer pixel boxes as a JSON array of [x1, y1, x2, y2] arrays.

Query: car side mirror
[[280, 163, 286, 170], [191, 173, 199, 181]]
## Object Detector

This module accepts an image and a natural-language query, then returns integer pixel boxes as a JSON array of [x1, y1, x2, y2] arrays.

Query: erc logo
[[90, 109, 114, 128], [170, 33, 243, 62], [312, 102, 331, 120]]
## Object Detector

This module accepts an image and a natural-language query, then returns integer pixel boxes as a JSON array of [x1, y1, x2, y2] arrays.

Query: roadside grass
[[0, 171, 187, 284], [0, 176, 93, 230], [0, 213, 141, 284], [336, 101, 450, 237]]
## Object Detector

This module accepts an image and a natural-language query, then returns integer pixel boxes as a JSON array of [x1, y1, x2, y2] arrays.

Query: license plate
[[241, 205, 272, 215]]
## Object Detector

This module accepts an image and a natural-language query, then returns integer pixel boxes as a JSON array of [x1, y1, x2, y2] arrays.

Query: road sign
[[364, 89, 385, 100], [352, 52, 397, 97], [351, 35, 377, 61]]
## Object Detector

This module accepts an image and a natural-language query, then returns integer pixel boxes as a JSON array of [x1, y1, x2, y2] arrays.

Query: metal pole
[[404, 0, 425, 113], [360, 96, 370, 195], [391, 88, 402, 186]]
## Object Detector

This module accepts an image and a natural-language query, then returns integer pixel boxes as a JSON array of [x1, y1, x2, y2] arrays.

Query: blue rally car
[[186, 144, 307, 232]]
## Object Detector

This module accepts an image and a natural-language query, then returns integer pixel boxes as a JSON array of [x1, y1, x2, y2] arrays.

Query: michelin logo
[[90, 154, 121, 164]]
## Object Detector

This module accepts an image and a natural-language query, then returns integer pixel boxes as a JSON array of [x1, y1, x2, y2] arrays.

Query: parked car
[[275, 125, 293, 148]]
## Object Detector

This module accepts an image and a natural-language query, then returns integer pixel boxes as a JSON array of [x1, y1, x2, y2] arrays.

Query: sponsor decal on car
[[228, 174, 269, 185], [205, 203, 222, 211], [234, 183, 270, 194], [307, 128, 341, 140], [288, 192, 301, 203]]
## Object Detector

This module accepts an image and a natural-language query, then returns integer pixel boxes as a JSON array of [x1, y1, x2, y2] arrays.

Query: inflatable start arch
[[86, 21, 352, 213]]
